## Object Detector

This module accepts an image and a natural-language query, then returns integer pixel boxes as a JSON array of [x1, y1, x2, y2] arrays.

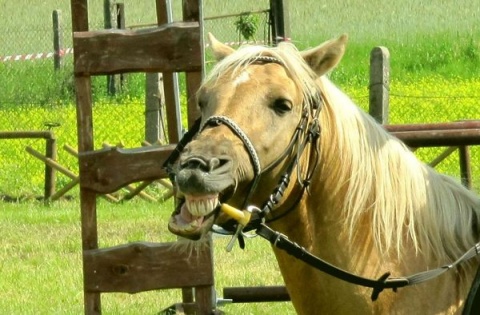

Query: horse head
[[167, 33, 347, 240]]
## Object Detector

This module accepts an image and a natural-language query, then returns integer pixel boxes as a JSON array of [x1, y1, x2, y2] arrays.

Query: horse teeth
[[195, 201, 203, 216], [198, 200, 207, 216], [186, 196, 220, 217], [189, 201, 199, 216], [209, 198, 217, 211]]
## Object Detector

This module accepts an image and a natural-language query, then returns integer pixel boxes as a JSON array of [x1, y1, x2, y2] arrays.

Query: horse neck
[[312, 77, 480, 267]]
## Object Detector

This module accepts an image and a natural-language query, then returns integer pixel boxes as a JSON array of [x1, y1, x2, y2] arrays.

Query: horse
[[165, 33, 480, 314]]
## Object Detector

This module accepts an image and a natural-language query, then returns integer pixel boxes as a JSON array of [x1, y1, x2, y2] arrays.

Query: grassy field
[[0, 199, 295, 314], [1, 0, 480, 314]]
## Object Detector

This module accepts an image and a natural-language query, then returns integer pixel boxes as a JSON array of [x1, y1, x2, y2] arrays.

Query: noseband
[[200, 115, 262, 209]]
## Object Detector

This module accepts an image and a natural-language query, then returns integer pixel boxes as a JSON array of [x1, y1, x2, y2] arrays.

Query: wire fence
[[0, 2, 479, 200], [0, 2, 274, 199]]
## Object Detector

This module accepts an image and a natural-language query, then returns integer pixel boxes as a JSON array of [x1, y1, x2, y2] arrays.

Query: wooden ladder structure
[[71, 1, 216, 314]]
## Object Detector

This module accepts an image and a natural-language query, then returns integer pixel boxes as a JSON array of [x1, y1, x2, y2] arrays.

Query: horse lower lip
[[168, 204, 218, 240]]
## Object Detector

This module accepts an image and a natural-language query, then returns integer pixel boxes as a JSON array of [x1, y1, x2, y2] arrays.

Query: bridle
[[163, 55, 480, 303], [194, 60, 323, 251]]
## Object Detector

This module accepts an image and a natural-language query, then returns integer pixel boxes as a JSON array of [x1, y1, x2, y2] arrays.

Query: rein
[[254, 222, 480, 301]]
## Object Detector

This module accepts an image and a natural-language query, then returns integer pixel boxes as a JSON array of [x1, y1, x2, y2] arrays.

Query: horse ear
[[301, 34, 348, 76], [208, 33, 235, 61]]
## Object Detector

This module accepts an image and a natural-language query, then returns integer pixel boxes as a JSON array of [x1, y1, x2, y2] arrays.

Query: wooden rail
[[73, 22, 202, 75], [387, 121, 480, 148], [223, 286, 290, 303]]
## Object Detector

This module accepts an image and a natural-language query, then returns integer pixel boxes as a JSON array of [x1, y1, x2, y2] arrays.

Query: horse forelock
[[318, 77, 480, 267]]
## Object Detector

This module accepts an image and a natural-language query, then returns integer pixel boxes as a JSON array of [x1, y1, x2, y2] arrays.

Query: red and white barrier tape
[[0, 48, 73, 63]]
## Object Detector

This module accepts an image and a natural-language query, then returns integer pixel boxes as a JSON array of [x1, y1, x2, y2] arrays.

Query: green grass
[[0, 199, 294, 314]]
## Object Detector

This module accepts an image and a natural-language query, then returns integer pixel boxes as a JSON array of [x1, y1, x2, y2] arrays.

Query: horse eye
[[272, 99, 292, 116]]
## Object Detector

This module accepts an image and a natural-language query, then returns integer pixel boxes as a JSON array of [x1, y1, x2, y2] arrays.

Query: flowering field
[[1, 75, 479, 197]]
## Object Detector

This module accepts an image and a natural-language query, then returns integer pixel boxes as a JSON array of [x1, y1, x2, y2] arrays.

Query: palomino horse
[[166, 33, 480, 314]]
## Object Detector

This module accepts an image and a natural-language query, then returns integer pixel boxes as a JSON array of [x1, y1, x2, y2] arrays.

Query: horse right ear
[[208, 33, 235, 61], [301, 34, 348, 77]]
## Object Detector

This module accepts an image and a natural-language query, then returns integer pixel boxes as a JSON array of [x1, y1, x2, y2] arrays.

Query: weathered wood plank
[[71, 0, 88, 32], [224, 285, 290, 303], [84, 242, 214, 293], [391, 128, 480, 147], [385, 121, 480, 132], [182, 0, 200, 22], [74, 22, 201, 75], [78, 144, 176, 193], [0, 131, 53, 139]]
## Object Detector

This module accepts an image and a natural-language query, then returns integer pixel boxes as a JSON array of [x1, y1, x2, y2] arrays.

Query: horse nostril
[[181, 156, 232, 173], [182, 157, 208, 171]]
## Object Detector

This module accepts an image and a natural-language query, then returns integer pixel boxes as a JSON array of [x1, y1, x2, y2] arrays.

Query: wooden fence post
[[52, 10, 63, 70], [103, 1, 125, 95], [44, 135, 57, 201], [116, 3, 126, 90], [369, 46, 390, 124], [155, 0, 183, 143], [459, 146, 472, 189], [269, 0, 290, 45], [145, 73, 165, 144]]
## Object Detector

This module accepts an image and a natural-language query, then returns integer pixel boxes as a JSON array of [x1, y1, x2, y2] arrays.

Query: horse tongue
[[177, 202, 204, 227]]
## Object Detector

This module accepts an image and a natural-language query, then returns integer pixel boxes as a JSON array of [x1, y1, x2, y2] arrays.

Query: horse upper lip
[[175, 158, 235, 196]]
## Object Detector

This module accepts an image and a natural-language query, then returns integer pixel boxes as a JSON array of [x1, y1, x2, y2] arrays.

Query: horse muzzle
[[168, 154, 237, 240]]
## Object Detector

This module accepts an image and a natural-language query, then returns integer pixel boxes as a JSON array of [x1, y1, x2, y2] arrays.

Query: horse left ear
[[301, 34, 348, 77], [208, 32, 235, 61]]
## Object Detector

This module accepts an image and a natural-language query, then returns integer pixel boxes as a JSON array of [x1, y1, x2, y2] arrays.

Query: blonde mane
[[203, 40, 480, 267], [318, 77, 480, 264]]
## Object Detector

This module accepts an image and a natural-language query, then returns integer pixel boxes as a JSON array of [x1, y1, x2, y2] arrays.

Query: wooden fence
[[369, 46, 479, 189]]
